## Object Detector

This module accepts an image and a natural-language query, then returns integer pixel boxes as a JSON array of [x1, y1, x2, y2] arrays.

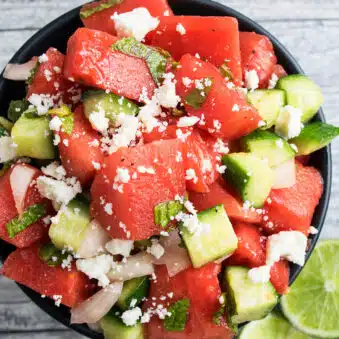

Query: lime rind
[[281, 240, 339, 338]]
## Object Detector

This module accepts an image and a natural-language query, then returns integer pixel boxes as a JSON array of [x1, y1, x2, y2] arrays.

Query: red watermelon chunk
[[150, 16, 242, 84], [269, 259, 290, 295], [27, 47, 81, 105], [189, 179, 262, 223], [0, 164, 52, 248], [143, 125, 192, 144], [81, 0, 173, 36], [144, 264, 233, 339], [63, 28, 156, 101], [58, 105, 104, 187], [262, 162, 323, 235], [1, 245, 94, 307], [175, 54, 261, 140], [90, 140, 186, 240], [239, 32, 277, 88], [226, 222, 266, 268]]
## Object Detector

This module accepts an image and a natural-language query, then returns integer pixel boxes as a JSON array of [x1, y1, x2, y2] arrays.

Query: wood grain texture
[[0, 1, 338, 338]]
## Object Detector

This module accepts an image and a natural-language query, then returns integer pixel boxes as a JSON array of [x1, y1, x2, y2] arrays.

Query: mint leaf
[[154, 200, 184, 228], [164, 298, 190, 332], [60, 114, 74, 135], [184, 77, 214, 109], [8, 99, 30, 122], [39, 243, 68, 267], [213, 293, 226, 326], [6, 204, 46, 238], [26, 61, 40, 85], [219, 60, 233, 80], [112, 37, 168, 84], [80, 0, 124, 19]]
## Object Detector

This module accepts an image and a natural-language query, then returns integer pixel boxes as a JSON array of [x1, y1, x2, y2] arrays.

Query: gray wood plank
[[0, 0, 339, 31], [0, 331, 84, 339]]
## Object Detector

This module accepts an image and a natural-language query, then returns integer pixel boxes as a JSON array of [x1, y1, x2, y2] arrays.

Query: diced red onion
[[77, 220, 111, 258], [71, 282, 123, 324], [107, 252, 154, 282], [272, 159, 296, 189], [153, 230, 191, 277], [4, 58, 37, 81], [10, 164, 37, 216]]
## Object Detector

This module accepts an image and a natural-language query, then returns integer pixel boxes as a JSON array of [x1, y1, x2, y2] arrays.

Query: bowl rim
[[0, 0, 332, 338]]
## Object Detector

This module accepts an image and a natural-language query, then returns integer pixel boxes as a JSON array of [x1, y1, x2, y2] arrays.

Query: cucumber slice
[[117, 277, 150, 311], [240, 130, 296, 167], [83, 90, 139, 126], [276, 75, 323, 123], [11, 114, 56, 159], [222, 153, 273, 208], [100, 310, 144, 339], [48, 198, 90, 252], [247, 89, 286, 129], [223, 266, 278, 324], [289, 122, 339, 155], [180, 205, 238, 268]]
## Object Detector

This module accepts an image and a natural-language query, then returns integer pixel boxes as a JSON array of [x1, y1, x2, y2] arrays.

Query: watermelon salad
[[1, 0, 339, 338]]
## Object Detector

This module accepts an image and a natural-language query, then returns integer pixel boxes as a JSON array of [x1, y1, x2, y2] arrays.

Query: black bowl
[[0, 0, 332, 338]]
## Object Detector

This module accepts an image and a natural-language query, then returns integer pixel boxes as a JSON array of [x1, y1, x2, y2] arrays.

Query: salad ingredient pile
[[1, 0, 339, 338]]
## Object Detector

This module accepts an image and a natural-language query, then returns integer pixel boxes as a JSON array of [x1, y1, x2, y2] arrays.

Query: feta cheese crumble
[[105, 239, 134, 257], [176, 23, 186, 35], [89, 109, 109, 135], [275, 105, 302, 139], [28, 93, 54, 115], [49, 116, 62, 132], [41, 161, 66, 180], [147, 239, 165, 259], [248, 265, 271, 283], [185, 168, 198, 184], [121, 307, 142, 326], [0, 137, 17, 163], [177, 116, 200, 127], [112, 8, 159, 41], [38, 54, 49, 63], [268, 73, 279, 89], [155, 73, 180, 108], [245, 70, 259, 91]]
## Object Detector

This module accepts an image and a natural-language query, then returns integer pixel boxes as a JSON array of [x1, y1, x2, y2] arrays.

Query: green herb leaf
[[0, 127, 9, 138], [213, 293, 226, 326], [6, 204, 46, 238], [154, 200, 184, 228], [60, 114, 74, 135], [26, 61, 40, 85], [164, 298, 190, 332], [219, 60, 233, 80], [184, 77, 214, 109], [8, 99, 30, 122], [112, 37, 168, 84], [39, 243, 69, 267], [80, 0, 124, 19], [0, 117, 13, 132]]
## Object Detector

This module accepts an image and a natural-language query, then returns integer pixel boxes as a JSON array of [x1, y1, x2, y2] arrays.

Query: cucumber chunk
[[289, 122, 339, 155], [222, 153, 273, 208], [49, 198, 90, 252], [247, 89, 286, 129], [223, 266, 278, 324], [181, 205, 238, 268], [276, 75, 323, 123], [11, 114, 55, 159], [100, 310, 144, 339], [240, 130, 296, 166], [117, 276, 150, 311], [83, 90, 139, 126]]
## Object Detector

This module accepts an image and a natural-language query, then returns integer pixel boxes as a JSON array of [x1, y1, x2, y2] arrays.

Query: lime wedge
[[281, 240, 339, 338], [239, 312, 313, 339]]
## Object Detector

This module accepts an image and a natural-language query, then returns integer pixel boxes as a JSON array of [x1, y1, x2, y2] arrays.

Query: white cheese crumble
[[89, 109, 109, 135], [105, 239, 134, 257], [266, 231, 308, 267], [245, 70, 260, 91], [232, 104, 240, 112], [155, 72, 180, 108], [92, 161, 101, 170], [44, 69, 52, 82], [38, 53, 49, 63], [137, 166, 155, 174], [147, 239, 165, 259], [0, 137, 17, 163], [216, 164, 227, 174], [276, 139, 284, 148], [177, 116, 200, 127], [76, 254, 114, 287], [104, 203, 113, 215], [121, 307, 142, 326], [309, 226, 319, 235], [41, 161, 66, 180], [182, 77, 192, 87], [275, 105, 302, 139], [213, 139, 229, 154], [268, 73, 279, 89], [248, 265, 271, 284], [112, 7, 159, 42], [28, 93, 54, 115], [202, 159, 212, 173], [185, 168, 198, 184], [49, 116, 62, 132], [176, 212, 210, 236], [176, 23, 186, 35]]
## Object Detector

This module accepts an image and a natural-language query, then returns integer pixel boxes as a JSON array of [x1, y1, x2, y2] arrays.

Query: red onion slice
[[71, 282, 123, 324], [107, 252, 154, 281], [4, 58, 37, 81], [77, 220, 111, 258], [272, 159, 296, 189], [10, 164, 37, 216]]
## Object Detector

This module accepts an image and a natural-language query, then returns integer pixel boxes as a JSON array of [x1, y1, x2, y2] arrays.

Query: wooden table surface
[[0, 0, 338, 338]]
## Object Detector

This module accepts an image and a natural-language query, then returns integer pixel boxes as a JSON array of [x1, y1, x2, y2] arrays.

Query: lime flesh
[[281, 240, 339, 338]]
